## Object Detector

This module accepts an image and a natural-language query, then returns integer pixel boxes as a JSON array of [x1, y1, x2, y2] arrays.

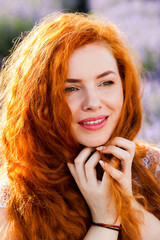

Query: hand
[[67, 137, 135, 224], [67, 147, 116, 223], [98, 137, 135, 196]]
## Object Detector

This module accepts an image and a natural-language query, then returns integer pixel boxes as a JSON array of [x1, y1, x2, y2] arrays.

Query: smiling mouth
[[78, 116, 109, 130], [80, 117, 107, 125]]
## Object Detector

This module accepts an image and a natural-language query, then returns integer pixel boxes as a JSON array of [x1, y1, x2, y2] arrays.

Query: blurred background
[[0, 0, 160, 144]]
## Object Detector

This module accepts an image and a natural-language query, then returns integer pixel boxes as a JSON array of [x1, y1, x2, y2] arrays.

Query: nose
[[82, 89, 102, 111]]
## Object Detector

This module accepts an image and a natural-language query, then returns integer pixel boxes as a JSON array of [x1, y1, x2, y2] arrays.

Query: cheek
[[103, 90, 123, 112], [65, 95, 81, 119], [115, 92, 124, 110], [114, 87, 123, 108]]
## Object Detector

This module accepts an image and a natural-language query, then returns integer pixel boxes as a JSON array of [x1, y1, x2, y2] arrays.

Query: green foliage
[[0, 17, 33, 59], [143, 49, 157, 72]]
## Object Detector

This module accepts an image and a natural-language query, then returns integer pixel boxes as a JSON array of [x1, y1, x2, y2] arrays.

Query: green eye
[[65, 87, 78, 92], [101, 81, 114, 86]]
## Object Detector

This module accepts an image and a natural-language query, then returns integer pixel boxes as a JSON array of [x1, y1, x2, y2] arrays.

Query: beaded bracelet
[[91, 222, 122, 232]]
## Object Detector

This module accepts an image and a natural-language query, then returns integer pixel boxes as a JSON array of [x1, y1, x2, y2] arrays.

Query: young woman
[[0, 13, 159, 240]]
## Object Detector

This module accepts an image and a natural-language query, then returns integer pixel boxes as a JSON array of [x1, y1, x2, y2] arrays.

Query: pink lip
[[79, 115, 108, 123], [78, 115, 109, 130]]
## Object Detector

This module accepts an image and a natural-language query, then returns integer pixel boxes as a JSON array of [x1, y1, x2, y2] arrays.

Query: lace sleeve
[[0, 181, 10, 208], [142, 148, 160, 184]]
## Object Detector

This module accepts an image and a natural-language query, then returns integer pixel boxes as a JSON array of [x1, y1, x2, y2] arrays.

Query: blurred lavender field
[[89, 0, 160, 144], [90, 0, 160, 77], [0, 0, 160, 143], [139, 80, 160, 143], [0, 0, 62, 20]]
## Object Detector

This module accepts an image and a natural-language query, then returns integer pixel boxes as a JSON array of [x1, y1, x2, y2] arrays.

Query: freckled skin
[[64, 42, 124, 147]]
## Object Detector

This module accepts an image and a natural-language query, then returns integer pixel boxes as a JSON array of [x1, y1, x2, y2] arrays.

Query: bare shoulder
[[0, 207, 9, 239], [0, 207, 8, 225], [0, 178, 10, 239]]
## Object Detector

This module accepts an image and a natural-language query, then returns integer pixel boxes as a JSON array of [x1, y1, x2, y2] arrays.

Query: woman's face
[[64, 42, 124, 147]]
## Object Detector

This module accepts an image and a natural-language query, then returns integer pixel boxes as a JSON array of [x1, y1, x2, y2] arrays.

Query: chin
[[81, 138, 108, 148]]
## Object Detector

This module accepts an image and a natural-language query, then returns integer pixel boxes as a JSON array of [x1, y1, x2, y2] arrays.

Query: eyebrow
[[96, 70, 116, 79], [66, 70, 116, 83]]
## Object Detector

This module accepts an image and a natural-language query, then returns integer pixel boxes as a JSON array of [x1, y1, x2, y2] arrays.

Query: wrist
[[92, 215, 120, 226], [91, 204, 120, 225], [91, 221, 122, 233]]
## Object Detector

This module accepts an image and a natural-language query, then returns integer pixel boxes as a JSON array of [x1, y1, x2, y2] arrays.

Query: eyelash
[[64, 87, 79, 92], [99, 80, 114, 86], [64, 81, 114, 93]]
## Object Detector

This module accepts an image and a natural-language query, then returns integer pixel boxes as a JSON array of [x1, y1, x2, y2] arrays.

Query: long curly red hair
[[0, 13, 159, 240]]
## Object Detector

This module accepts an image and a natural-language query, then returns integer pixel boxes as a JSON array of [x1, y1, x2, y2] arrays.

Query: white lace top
[[0, 148, 160, 208], [0, 180, 10, 208]]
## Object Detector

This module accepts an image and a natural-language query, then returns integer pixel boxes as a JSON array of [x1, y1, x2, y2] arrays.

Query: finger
[[101, 145, 131, 174], [101, 170, 109, 190], [67, 162, 78, 181], [85, 151, 100, 186], [107, 163, 132, 195], [108, 137, 135, 157], [102, 162, 124, 185], [97, 137, 135, 175], [97, 137, 135, 157], [74, 147, 94, 184], [101, 162, 132, 195]]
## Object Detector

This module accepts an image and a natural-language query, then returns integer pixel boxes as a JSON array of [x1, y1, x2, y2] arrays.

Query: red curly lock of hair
[[0, 13, 159, 240]]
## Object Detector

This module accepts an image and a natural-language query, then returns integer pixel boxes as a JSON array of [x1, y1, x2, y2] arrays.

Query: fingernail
[[99, 160, 107, 167], [96, 146, 106, 151], [99, 160, 103, 165]]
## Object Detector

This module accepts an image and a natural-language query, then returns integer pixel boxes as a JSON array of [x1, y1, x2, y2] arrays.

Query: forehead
[[67, 42, 119, 78]]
